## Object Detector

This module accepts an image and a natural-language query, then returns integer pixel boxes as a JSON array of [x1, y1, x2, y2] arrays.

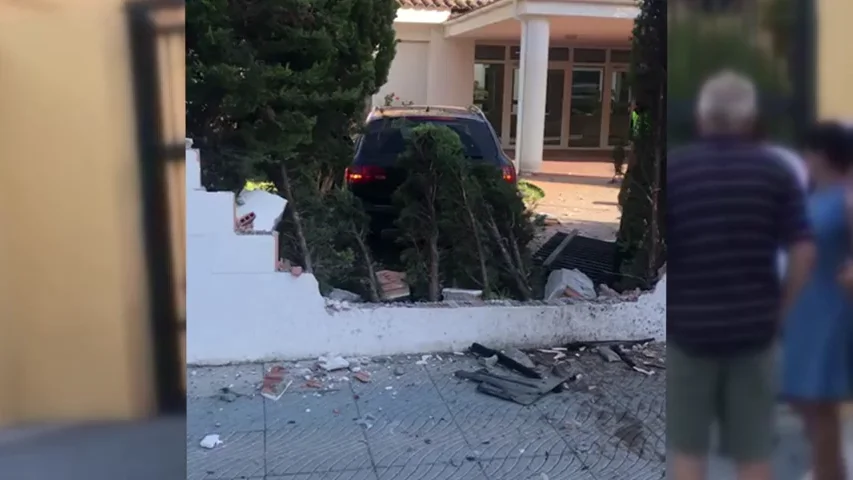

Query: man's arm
[[778, 169, 815, 315], [838, 188, 853, 295]]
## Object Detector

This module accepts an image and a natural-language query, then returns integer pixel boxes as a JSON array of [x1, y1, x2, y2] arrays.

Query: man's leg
[[719, 345, 776, 480], [668, 343, 719, 480]]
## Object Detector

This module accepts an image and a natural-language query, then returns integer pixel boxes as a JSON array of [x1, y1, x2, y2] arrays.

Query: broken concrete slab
[[543, 268, 597, 301], [597, 346, 621, 363], [504, 347, 537, 370], [199, 434, 222, 449], [327, 288, 362, 303], [441, 288, 483, 302], [470, 343, 542, 379], [454, 369, 569, 405], [376, 270, 410, 301], [318, 355, 350, 371]]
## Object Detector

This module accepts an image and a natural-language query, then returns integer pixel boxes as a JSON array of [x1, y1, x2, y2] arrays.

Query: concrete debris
[[327, 288, 362, 303], [441, 288, 483, 302], [479, 355, 498, 368], [324, 298, 354, 312], [620, 288, 641, 301], [304, 379, 323, 389], [415, 355, 432, 365], [236, 188, 287, 231], [393, 366, 405, 376], [470, 343, 542, 379], [217, 389, 238, 403], [633, 366, 655, 376], [318, 355, 350, 371], [543, 268, 597, 301], [355, 414, 376, 429], [503, 347, 537, 370], [455, 369, 570, 405], [598, 284, 620, 298], [597, 346, 621, 363], [376, 270, 410, 301], [199, 434, 222, 449], [551, 363, 574, 380], [261, 366, 290, 401]]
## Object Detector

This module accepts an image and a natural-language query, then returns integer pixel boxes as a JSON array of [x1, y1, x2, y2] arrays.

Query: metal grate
[[533, 233, 620, 288]]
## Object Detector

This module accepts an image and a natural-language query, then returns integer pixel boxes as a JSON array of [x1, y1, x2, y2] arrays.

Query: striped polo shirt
[[667, 136, 812, 356]]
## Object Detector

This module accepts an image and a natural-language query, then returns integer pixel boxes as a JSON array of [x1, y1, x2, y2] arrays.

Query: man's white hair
[[696, 70, 758, 133]]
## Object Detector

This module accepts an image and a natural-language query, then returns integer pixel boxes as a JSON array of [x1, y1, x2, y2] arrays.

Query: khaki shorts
[[667, 343, 776, 462]]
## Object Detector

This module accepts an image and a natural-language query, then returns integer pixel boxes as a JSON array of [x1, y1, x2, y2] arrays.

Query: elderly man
[[667, 71, 816, 480]]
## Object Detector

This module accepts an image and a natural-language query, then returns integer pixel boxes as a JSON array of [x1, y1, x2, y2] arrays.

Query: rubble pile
[[455, 338, 664, 404]]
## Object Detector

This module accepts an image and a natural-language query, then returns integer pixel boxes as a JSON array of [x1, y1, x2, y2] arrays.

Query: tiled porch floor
[[521, 160, 621, 242]]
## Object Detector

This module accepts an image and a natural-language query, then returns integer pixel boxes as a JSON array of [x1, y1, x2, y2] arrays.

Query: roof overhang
[[395, 7, 453, 24], [444, 0, 638, 38]]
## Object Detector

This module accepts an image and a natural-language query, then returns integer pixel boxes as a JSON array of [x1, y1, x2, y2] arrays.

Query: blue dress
[[782, 185, 853, 400]]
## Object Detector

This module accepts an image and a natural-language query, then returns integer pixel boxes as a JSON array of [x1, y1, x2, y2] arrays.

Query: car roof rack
[[367, 104, 487, 121]]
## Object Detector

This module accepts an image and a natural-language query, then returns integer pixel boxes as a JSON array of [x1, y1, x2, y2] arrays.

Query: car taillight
[[345, 165, 387, 184], [501, 165, 517, 183]]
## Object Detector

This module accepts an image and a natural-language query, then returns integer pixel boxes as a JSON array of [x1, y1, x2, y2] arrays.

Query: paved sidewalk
[[188, 347, 665, 480], [186, 345, 811, 480]]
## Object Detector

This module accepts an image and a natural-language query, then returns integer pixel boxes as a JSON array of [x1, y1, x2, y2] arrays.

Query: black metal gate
[[668, 0, 816, 146], [126, 0, 186, 415]]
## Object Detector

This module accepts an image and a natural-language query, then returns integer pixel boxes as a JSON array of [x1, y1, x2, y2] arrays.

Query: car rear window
[[356, 116, 499, 164]]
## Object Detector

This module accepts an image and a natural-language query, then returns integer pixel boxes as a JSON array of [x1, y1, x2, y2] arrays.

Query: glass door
[[568, 67, 604, 147], [608, 69, 632, 146], [473, 63, 505, 141], [509, 67, 566, 146]]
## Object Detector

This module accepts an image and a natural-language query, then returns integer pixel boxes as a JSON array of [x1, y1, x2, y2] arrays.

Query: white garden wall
[[185, 141, 665, 365]]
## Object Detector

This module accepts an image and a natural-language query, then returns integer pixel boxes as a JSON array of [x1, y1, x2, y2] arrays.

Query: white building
[[375, 0, 638, 172]]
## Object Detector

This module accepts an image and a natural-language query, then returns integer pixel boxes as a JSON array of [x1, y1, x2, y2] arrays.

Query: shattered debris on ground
[[457, 343, 570, 405], [454, 338, 664, 404]]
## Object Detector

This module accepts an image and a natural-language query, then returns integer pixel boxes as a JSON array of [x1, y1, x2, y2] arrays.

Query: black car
[[346, 105, 517, 232]]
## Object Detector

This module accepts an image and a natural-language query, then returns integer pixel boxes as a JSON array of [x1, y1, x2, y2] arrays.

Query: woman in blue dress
[[782, 121, 853, 480]]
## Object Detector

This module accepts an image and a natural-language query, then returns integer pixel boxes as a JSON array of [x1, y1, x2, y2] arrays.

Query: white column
[[517, 16, 550, 173], [514, 21, 527, 170]]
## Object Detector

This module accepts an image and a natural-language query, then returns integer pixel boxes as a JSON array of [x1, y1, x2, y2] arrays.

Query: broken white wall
[[185, 142, 666, 365]]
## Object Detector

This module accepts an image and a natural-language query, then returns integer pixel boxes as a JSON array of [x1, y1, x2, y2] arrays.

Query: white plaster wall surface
[[185, 142, 666, 365], [372, 25, 430, 107], [187, 273, 665, 365], [426, 27, 475, 107]]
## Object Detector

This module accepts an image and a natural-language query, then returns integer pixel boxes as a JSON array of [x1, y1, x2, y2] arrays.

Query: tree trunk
[[485, 213, 531, 300], [427, 229, 441, 301], [279, 165, 313, 273], [353, 231, 381, 302], [459, 183, 490, 295], [647, 92, 665, 279]]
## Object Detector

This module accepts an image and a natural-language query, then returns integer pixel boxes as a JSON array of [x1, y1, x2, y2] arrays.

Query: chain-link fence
[[668, 0, 816, 146]]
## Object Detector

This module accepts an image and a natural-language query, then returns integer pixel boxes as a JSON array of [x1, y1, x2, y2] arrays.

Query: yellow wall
[[0, 5, 160, 426], [817, 0, 853, 119]]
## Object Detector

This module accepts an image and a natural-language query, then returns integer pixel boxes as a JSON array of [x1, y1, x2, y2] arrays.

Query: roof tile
[[397, 0, 497, 12]]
